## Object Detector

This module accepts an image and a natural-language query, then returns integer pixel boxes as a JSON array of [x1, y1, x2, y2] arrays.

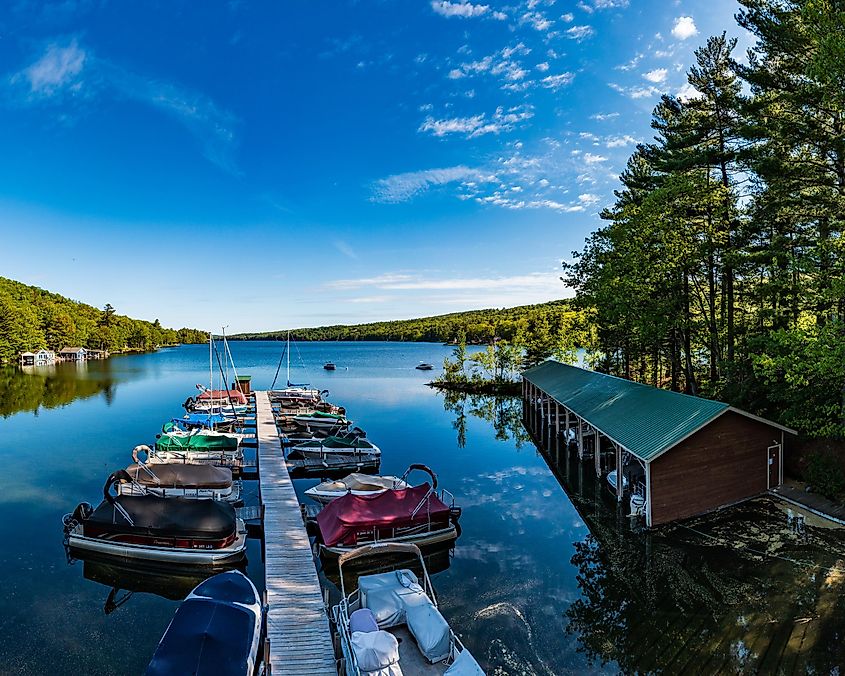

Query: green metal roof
[[523, 361, 730, 462], [236, 375, 252, 381]]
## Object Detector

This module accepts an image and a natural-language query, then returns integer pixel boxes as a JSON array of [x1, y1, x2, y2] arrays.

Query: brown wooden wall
[[649, 411, 783, 526]]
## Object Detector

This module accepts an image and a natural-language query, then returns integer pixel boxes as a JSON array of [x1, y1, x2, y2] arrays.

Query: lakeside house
[[19, 349, 56, 366], [59, 347, 88, 362], [87, 349, 109, 359]]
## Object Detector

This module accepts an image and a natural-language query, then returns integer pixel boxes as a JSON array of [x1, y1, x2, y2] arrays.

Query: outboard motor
[[183, 396, 196, 412], [62, 501, 94, 533]]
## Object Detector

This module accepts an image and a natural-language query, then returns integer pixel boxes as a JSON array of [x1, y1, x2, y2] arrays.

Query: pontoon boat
[[289, 435, 381, 459], [63, 471, 247, 566], [305, 472, 407, 505], [333, 543, 484, 675], [118, 461, 241, 503], [293, 410, 352, 430]]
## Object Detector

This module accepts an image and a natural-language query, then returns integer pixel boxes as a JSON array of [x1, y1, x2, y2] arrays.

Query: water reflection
[[532, 420, 845, 674], [0, 363, 117, 417], [439, 390, 531, 448]]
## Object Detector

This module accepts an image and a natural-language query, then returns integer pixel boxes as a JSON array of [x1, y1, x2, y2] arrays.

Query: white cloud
[[672, 16, 698, 40], [536, 62, 550, 72], [419, 105, 534, 138], [676, 82, 700, 101], [643, 68, 668, 83], [448, 69, 464, 79], [590, 112, 619, 121], [16, 38, 86, 96], [431, 1, 490, 18], [578, 193, 600, 204], [371, 166, 489, 202], [327, 272, 565, 292], [333, 240, 357, 259], [584, 152, 607, 164], [520, 11, 553, 31], [593, 0, 629, 7], [540, 73, 575, 89], [605, 134, 637, 148], [566, 25, 594, 41], [561, 12, 574, 21], [609, 82, 660, 99], [326, 273, 416, 290]]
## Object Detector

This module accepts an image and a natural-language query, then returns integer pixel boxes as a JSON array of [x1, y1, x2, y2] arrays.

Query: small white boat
[[606, 469, 628, 493], [333, 543, 485, 675], [146, 570, 262, 676], [117, 461, 242, 503], [416, 363, 435, 371], [305, 472, 407, 505]]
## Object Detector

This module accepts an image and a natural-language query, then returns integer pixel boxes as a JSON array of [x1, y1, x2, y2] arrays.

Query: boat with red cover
[[316, 465, 461, 557], [63, 470, 247, 566]]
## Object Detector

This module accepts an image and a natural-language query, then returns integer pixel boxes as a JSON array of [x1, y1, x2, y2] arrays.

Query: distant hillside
[[231, 300, 579, 343], [0, 276, 206, 364]]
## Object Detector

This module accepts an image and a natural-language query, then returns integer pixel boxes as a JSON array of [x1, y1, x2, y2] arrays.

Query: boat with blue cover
[[145, 570, 262, 676]]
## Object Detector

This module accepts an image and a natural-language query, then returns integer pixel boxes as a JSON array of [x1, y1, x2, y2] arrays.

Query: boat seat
[[360, 570, 421, 628], [402, 592, 451, 663], [444, 649, 485, 675], [350, 630, 401, 676], [350, 608, 379, 633]]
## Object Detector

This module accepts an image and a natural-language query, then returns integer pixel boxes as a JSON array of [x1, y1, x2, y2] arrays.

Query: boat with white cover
[[333, 543, 484, 675], [63, 471, 247, 566], [305, 472, 407, 505], [145, 570, 262, 676], [117, 460, 242, 503]]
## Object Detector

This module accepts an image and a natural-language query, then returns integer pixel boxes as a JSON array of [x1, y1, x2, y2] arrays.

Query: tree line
[[0, 276, 207, 363], [564, 0, 845, 440], [232, 300, 592, 348]]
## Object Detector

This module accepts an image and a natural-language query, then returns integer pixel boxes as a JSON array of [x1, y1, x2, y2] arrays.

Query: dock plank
[[255, 391, 337, 675]]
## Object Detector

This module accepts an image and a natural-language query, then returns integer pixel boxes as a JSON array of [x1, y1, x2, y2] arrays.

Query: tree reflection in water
[[439, 390, 531, 449], [0, 363, 116, 417]]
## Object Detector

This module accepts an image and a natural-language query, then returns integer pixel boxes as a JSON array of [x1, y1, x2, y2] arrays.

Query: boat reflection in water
[[79, 554, 246, 615], [524, 406, 845, 674]]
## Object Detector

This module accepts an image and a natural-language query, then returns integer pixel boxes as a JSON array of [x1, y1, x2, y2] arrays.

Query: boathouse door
[[767, 443, 781, 489]]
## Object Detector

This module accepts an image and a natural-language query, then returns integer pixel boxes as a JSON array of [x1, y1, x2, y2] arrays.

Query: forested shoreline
[[0, 277, 206, 363], [231, 300, 592, 346], [564, 1, 845, 443]]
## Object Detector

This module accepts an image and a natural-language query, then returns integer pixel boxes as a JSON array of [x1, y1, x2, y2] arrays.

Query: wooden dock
[[255, 390, 337, 675]]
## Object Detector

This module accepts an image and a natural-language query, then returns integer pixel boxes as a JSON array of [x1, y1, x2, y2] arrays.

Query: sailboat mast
[[286, 330, 291, 386], [209, 331, 213, 393]]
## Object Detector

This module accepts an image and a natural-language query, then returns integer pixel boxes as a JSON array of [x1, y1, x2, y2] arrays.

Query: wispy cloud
[[326, 273, 416, 290], [333, 240, 358, 259], [590, 112, 619, 121], [566, 25, 594, 41], [540, 73, 575, 89], [8, 38, 239, 173], [431, 1, 491, 18], [672, 16, 698, 40], [419, 105, 533, 138], [371, 166, 489, 203], [643, 67, 668, 83], [327, 272, 566, 292]]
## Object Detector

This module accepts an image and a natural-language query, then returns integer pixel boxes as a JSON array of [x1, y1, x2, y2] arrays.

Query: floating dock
[[255, 391, 337, 675]]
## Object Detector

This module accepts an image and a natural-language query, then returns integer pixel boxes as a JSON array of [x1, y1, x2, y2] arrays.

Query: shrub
[[805, 451, 845, 501]]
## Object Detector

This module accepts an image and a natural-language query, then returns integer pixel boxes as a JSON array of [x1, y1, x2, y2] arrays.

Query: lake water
[[1, 341, 844, 674]]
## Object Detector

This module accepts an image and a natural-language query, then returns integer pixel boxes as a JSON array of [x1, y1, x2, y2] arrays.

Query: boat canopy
[[124, 463, 233, 489], [145, 573, 258, 676], [156, 431, 239, 453], [317, 484, 450, 547], [197, 389, 247, 404], [316, 473, 398, 493], [85, 495, 237, 540], [175, 413, 235, 428]]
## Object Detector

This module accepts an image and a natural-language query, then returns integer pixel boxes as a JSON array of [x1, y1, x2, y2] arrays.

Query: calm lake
[[1, 341, 844, 675]]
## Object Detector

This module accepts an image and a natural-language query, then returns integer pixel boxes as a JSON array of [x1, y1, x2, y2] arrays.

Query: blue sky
[[0, 0, 751, 332]]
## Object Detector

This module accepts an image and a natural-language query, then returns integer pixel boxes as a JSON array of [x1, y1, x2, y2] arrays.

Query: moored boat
[[63, 471, 247, 566], [289, 434, 381, 459], [145, 570, 262, 676], [333, 543, 484, 675], [175, 412, 239, 432], [304, 472, 407, 505], [151, 425, 244, 467], [293, 410, 352, 430], [416, 362, 435, 371], [324, 362, 337, 371], [118, 461, 241, 503], [316, 465, 460, 557]]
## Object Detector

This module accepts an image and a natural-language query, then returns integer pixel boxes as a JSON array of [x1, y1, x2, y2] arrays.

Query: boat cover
[[316, 473, 398, 494], [300, 436, 375, 450], [156, 431, 239, 453], [359, 570, 422, 627], [145, 578, 257, 676], [193, 570, 258, 605], [124, 463, 233, 489], [197, 389, 247, 404], [177, 413, 235, 428], [305, 411, 344, 420], [444, 649, 486, 675], [404, 591, 451, 663], [85, 496, 237, 540], [350, 630, 401, 676], [317, 484, 450, 547]]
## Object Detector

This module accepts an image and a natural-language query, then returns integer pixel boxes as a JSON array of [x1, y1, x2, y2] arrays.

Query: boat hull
[[67, 520, 248, 567], [116, 482, 242, 504], [319, 524, 458, 558]]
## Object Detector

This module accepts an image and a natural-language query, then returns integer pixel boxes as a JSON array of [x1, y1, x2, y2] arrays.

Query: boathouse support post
[[594, 429, 601, 477], [565, 408, 570, 447], [577, 417, 584, 460], [546, 395, 553, 447], [554, 402, 560, 459], [615, 444, 623, 502]]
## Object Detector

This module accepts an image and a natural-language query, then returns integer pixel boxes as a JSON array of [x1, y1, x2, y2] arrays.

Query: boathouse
[[19, 349, 56, 366], [59, 347, 87, 362], [522, 361, 795, 527]]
